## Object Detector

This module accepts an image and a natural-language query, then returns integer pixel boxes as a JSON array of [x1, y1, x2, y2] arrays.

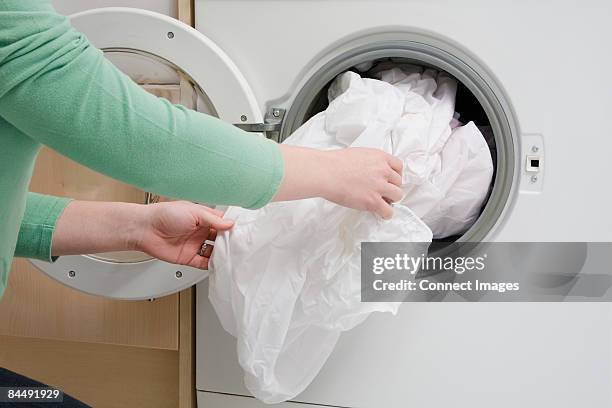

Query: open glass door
[[29, 8, 263, 300]]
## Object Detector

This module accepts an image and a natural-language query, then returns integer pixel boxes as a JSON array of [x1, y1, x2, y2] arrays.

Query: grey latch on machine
[[234, 108, 285, 142]]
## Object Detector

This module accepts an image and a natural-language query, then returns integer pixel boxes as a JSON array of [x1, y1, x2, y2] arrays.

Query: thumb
[[196, 208, 234, 231], [200, 206, 225, 218]]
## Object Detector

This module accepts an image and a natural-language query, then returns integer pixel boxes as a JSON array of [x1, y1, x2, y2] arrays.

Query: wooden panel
[[179, 288, 196, 408], [178, 0, 194, 26], [30, 146, 146, 204], [175, 4, 197, 405], [0, 259, 179, 349], [0, 335, 179, 408]]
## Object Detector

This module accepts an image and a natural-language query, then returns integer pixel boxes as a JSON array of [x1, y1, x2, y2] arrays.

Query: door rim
[[30, 7, 261, 300]]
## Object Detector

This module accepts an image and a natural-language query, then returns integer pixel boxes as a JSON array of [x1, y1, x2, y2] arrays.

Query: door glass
[[30, 50, 215, 263]]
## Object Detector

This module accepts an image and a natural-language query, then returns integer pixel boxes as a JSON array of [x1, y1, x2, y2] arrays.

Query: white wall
[[52, 0, 176, 17]]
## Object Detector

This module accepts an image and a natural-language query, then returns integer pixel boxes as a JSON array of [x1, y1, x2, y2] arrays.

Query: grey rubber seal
[[281, 31, 518, 243]]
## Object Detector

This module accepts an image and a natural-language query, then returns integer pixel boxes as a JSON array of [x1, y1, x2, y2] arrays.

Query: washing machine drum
[[29, 8, 263, 300]]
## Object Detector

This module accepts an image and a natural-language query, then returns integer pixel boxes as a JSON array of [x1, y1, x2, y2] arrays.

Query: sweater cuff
[[15, 193, 72, 262], [245, 139, 284, 209]]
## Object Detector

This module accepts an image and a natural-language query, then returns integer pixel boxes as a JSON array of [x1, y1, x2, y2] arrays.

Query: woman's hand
[[134, 201, 233, 269], [273, 145, 404, 219], [52, 200, 233, 270]]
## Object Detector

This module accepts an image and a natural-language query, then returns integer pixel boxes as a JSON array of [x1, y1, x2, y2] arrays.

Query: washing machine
[[31, 1, 612, 407]]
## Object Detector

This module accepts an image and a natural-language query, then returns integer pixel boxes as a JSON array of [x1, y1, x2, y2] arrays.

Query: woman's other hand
[[51, 200, 233, 270], [273, 145, 404, 219], [135, 201, 233, 270]]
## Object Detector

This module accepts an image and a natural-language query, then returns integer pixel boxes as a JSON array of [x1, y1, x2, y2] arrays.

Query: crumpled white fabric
[[209, 66, 493, 403]]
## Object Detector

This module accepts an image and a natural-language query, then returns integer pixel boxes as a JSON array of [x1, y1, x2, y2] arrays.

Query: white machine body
[[194, 1, 612, 407]]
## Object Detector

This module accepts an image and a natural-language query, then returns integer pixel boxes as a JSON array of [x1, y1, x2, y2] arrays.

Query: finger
[[208, 228, 218, 241], [387, 155, 404, 175], [374, 197, 394, 220], [196, 209, 234, 231], [200, 206, 225, 218], [190, 255, 210, 270], [387, 168, 403, 187], [382, 183, 404, 203]]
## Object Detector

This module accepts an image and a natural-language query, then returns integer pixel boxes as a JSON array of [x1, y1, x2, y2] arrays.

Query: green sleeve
[[0, 0, 283, 209], [14, 193, 72, 261]]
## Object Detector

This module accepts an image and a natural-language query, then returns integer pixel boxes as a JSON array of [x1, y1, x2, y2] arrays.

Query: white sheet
[[209, 67, 493, 403]]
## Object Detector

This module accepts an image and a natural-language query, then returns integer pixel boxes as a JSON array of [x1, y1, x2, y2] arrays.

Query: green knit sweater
[[0, 0, 283, 297]]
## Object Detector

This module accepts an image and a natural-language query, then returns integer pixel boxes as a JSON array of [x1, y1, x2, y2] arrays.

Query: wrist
[[274, 145, 334, 202], [312, 149, 335, 201], [123, 203, 152, 252]]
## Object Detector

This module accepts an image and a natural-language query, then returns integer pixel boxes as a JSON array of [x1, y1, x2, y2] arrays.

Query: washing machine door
[[29, 7, 262, 300]]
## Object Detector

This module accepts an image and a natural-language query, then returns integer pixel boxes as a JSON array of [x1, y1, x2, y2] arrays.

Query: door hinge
[[234, 108, 285, 142]]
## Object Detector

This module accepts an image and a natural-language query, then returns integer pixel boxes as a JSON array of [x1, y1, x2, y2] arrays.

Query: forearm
[[272, 145, 334, 202], [51, 200, 147, 256]]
